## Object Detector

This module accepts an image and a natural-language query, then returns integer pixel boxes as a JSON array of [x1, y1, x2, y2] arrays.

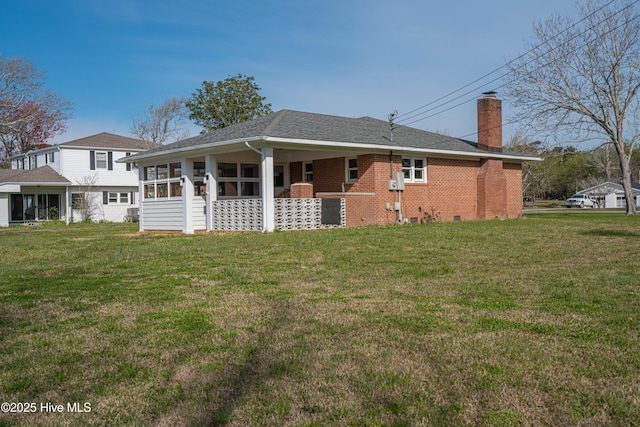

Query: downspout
[[245, 141, 262, 155]]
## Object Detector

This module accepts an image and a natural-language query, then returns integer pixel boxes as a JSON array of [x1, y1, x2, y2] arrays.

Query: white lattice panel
[[275, 198, 320, 230], [211, 199, 262, 231], [274, 198, 345, 230]]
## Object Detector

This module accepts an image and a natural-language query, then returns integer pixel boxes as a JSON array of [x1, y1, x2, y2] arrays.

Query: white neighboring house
[[578, 181, 640, 209], [0, 133, 146, 226]]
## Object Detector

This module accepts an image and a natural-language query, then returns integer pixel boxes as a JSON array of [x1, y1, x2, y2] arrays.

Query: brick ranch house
[[121, 93, 538, 233]]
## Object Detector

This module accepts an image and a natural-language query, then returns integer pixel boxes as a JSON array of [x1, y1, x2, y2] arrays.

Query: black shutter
[[108, 152, 113, 170], [90, 151, 96, 170], [130, 192, 135, 205], [126, 153, 131, 171], [103, 191, 108, 205]]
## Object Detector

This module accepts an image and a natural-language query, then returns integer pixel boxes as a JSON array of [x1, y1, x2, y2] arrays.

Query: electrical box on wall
[[389, 180, 398, 190]]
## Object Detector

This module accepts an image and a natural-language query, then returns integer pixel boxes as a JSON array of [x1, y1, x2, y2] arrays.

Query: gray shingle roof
[[0, 166, 71, 184], [126, 110, 532, 160], [60, 132, 146, 150]]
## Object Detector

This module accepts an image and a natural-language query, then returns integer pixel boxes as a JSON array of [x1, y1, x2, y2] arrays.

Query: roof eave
[[263, 136, 542, 161]]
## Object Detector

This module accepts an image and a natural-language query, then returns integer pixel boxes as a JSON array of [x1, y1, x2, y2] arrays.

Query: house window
[[346, 157, 358, 183], [194, 161, 206, 196], [217, 162, 260, 198], [143, 162, 182, 199], [103, 192, 131, 205], [71, 193, 83, 209], [303, 162, 313, 183], [96, 152, 107, 169], [402, 157, 427, 183]]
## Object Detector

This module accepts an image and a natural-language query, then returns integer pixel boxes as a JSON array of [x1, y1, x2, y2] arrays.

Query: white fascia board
[[263, 136, 542, 162], [62, 146, 146, 153], [0, 183, 21, 192], [118, 136, 264, 163]]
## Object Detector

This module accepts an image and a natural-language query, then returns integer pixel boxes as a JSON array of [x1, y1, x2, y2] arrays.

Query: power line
[[395, 0, 634, 126]]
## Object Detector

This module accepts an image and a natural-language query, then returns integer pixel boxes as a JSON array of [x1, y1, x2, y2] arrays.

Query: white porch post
[[261, 146, 275, 232], [183, 159, 194, 234], [138, 166, 145, 232], [205, 154, 217, 231], [65, 185, 70, 225]]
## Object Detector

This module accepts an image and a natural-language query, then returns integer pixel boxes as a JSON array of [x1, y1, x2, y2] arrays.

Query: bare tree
[[130, 97, 189, 148], [73, 175, 99, 222], [505, 0, 640, 214]]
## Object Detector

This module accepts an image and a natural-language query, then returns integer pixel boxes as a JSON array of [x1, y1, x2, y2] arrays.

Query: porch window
[[402, 157, 427, 183], [143, 162, 182, 199], [346, 157, 358, 183], [194, 162, 206, 196], [217, 162, 260, 198], [304, 162, 313, 183]]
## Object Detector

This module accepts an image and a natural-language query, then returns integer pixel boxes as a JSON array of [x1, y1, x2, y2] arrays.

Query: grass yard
[[0, 214, 639, 426]]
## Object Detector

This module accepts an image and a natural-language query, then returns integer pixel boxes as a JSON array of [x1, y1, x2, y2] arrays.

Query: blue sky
[[1, 0, 577, 145]]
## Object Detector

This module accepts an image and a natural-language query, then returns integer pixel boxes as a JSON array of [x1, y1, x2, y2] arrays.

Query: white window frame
[[402, 157, 427, 183], [217, 162, 260, 199], [142, 162, 183, 200], [303, 161, 313, 183], [346, 156, 358, 183], [95, 152, 108, 169]]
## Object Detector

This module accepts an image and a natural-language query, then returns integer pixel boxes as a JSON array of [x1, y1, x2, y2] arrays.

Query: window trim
[[143, 162, 183, 200], [346, 156, 358, 183], [402, 157, 427, 183], [303, 161, 313, 183], [217, 162, 260, 199]]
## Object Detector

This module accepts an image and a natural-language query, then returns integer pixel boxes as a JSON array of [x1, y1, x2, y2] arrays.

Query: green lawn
[[0, 214, 639, 426]]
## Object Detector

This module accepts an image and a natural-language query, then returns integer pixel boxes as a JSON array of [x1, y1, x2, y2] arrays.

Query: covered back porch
[[137, 142, 352, 233]]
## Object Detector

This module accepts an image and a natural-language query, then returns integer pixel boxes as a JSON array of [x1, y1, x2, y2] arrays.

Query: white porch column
[[138, 166, 145, 232], [65, 186, 71, 225], [183, 159, 194, 234], [205, 154, 217, 231], [261, 146, 275, 232]]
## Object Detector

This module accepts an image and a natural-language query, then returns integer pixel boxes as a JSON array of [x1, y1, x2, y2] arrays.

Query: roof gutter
[[118, 136, 264, 163], [262, 136, 542, 162]]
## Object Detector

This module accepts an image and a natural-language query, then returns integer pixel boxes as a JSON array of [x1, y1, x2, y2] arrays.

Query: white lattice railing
[[211, 199, 263, 231], [211, 198, 345, 231]]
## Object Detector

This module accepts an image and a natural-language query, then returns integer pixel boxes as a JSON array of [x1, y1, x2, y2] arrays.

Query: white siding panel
[[0, 194, 8, 227], [192, 197, 206, 230], [142, 200, 184, 231], [60, 148, 139, 187]]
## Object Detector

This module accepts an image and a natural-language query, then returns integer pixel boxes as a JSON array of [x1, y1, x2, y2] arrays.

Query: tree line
[[508, 135, 640, 202], [0, 63, 271, 164]]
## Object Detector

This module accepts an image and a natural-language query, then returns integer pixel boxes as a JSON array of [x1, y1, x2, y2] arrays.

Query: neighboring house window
[[103, 192, 131, 205], [49, 152, 55, 163], [96, 152, 107, 169], [126, 152, 131, 171], [217, 162, 260, 198], [402, 157, 427, 183], [71, 193, 83, 208], [90, 151, 113, 170], [143, 162, 182, 199], [303, 162, 313, 183], [346, 157, 358, 183]]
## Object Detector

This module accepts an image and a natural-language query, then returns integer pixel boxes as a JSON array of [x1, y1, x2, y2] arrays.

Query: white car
[[566, 194, 595, 208]]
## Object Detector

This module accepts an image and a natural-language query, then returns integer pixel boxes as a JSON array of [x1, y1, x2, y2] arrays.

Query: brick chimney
[[477, 91, 502, 153], [476, 92, 507, 219]]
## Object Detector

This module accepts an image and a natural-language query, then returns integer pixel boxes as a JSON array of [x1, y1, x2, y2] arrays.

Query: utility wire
[[401, 0, 640, 129], [395, 0, 633, 125]]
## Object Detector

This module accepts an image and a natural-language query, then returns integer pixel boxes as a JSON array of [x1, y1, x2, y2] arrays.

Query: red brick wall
[[504, 162, 523, 218], [296, 153, 523, 226], [477, 158, 507, 219]]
